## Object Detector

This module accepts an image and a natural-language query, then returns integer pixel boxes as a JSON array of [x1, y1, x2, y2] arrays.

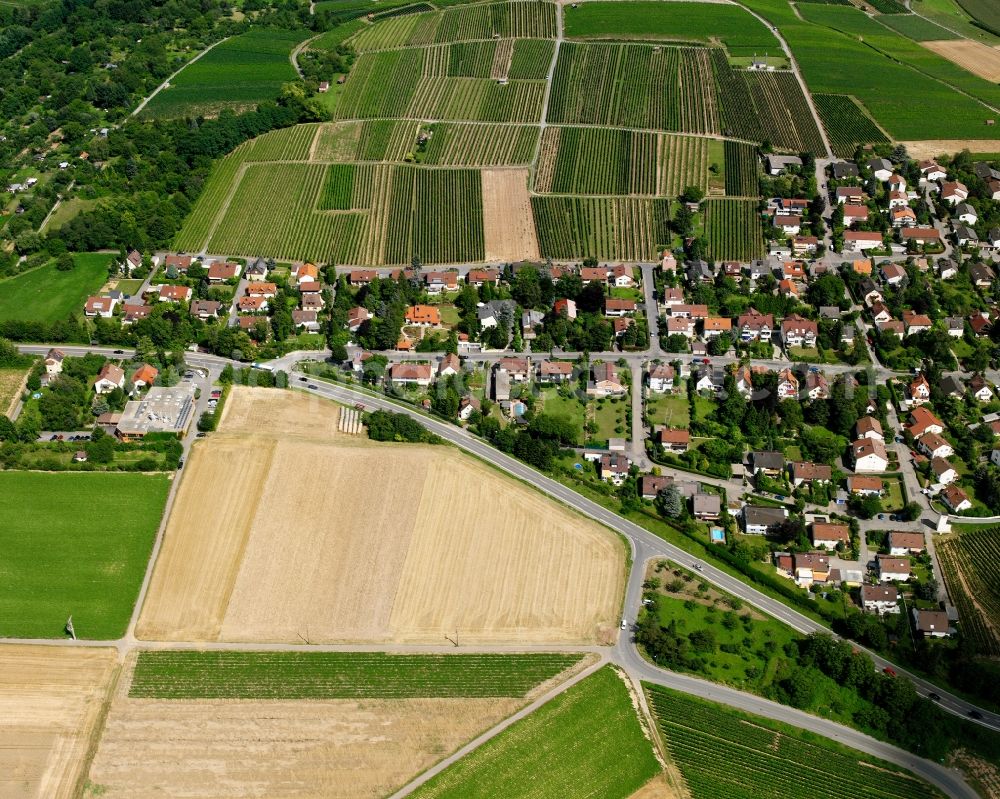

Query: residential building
[[881, 262, 906, 285], [605, 298, 637, 317], [844, 231, 884, 252], [292, 310, 319, 331], [852, 438, 888, 472], [743, 505, 788, 535], [158, 285, 192, 304], [790, 461, 832, 486], [703, 317, 732, 338], [599, 452, 630, 485], [877, 555, 911, 582], [84, 296, 118, 318], [207, 260, 240, 283], [861, 584, 899, 615], [848, 475, 884, 495], [130, 363, 158, 390], [855, 416, 883, 441], [777, 368, 799, 400], [553, 298, 577, 319], [389, 362, 433, 386], [588, 362, 626, 397], [907, 406, 944, 438], [438, 353, 460, 377], [738, 308, 773, 341], [781, 314, 818, 348], [190, 300, 221, 320], [648, 364, 675, 393], [750, 450, 784, 476], [658, 428, 690, 453], [405, 305, 441, 326], [900, 227, 942, 247], [811, 522, 849, 549], [539, 360, 574, 382], [498, 357, 531, 381], [692, 492, 721, 520], [347, 306, 371, 332], [941, 484, 972, 512], [44, 348, 65, 376], [913, 609, 951, 638], [94, 363, 125, 394], [888, 531, 925, 556]]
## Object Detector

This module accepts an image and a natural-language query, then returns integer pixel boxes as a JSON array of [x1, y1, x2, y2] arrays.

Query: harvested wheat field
[[901, 140, 1000, 160], [88, 694, 522, 799], [0, 646, 116, 799], [138, 387, 624, 644], [482, 169, 540, 262], [923, 39, 1000, 82]]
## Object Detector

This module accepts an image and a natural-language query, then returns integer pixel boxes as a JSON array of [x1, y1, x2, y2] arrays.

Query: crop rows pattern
[[535, 128, 709, 196], [703, 199, 764, 261], [349, 0, 557, 50], [173, 149, 248, 251], [129, 651, 583, 699], [647, 686, 937, 799], [937, 530, 1000, 656], [723, 140, 759, 197], [421, 123, 538, 165], [531, 196, 671, 260], [814, 94, 889, 158], [548, 43, 718, 134], [337, 47, 545, 122], [713, 52, 825, 153]]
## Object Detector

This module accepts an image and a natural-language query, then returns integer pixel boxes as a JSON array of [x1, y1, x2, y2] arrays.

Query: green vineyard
[[531, 196, 672, 260], [535, 127, 712, 197], [814, 94, 890, 158], [646, 686, 942, 799], [420, 123, 538, 165], [335, 45, 547, 122], [937, 529, 1000, 657], [347, 0, 557, 50], [129, 651, 583, 699], [723, 140, 760, 197], [703, 199, 765, 261], [713, 51, 826, 154], [547, 43, 718, 133]]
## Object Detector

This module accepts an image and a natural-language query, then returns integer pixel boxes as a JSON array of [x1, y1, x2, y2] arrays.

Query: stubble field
[[0, 646, 116, 799], [137, 387, 624, 644], [922, 39, 1000, 82], [482, 168, 540, 261]]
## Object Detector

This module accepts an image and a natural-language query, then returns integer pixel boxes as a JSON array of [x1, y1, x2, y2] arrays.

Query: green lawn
[[540, 387, 586, 444], [882, 477, 905, 511], [114, 279, 144, 296], [129, 651, 583, 699], [0, 471, 170, 639], [646, 392, 689, 428], [411, 666, 661, 799], [591, 395, 628, 441], [40, 197, 100, 232], [693, 395, 715, 421], [0, 253, 113, 324]]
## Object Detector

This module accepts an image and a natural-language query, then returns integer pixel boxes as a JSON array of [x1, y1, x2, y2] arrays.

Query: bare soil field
[[902, 140, 1000, 160], [628, 774, 685, 799], [482, 169, 540, 262], [138, 387, 624, 644], [88, 694, 522, 799], [0, 646, 116, 799], [923, 39, 1000, 82]]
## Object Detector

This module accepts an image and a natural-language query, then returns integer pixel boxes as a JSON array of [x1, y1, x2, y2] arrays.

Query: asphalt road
[[9, 343, 995, 796]]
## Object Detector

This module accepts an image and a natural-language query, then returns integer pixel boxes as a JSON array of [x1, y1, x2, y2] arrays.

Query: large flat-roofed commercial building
[[116, 385, 197, 441]]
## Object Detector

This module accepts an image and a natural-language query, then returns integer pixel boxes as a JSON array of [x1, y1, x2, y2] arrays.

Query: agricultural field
[[420, 122, 538, 165], [482, 169, 540, 261], [411, 666, 662, 799], [0, 471, 170, 639], [335, 45, 547, 122], [347, 0, 557, 50], [814, 94, 890, 157], [535, 127, 712, 197], [0, 646, 117, 799], [922, 39, 1000, 82], [563, 1, 781, 58], [937, 528, 1000, 656], [142, 30, 308, 118], [136, 387, 624, 644], [0, 253, 113, 324], [0, 364, 30, 418], [911, 0, 1000, 43], [712, 52, 825, 154], [129, 651, 583, 698], [780, 18, 1000, 141], [954, 0, 1000, 31], [723, 140, 760, 197], [87, 649, 590, 799], [647, 686, 942, 799], [547, 43, 719, 134], [875, 12, 960, 40], [703, 199, 765, 261], [531, 196, 672, 261], [179, 158, 485, 264]]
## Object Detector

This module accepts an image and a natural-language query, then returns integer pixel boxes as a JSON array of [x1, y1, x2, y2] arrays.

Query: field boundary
[[131, 36, 231, 117]]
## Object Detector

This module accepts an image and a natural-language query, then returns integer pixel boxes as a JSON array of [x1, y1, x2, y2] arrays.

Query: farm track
[[130, 36, 231, 117], [291, 34, 321, 78]]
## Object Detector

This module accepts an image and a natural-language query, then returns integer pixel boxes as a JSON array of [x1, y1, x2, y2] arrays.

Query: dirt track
[[0, 646, 116, 799], [137, 387, 624, 644], [923, 39, 1000, 83], [482, 169, 540, 262]]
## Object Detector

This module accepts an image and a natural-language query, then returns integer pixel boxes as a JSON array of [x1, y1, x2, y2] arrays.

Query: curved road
[[9, 345, 991, 797]]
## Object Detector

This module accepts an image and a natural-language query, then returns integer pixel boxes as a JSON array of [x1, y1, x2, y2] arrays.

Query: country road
[[130, 37, 230, 117], [7, 344, 995, 798]]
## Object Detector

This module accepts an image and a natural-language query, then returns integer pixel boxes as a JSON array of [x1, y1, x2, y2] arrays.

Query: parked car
[[308, 384, 318, 390], [968, 710, 983, 720], [928, 692, 941, 701]]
